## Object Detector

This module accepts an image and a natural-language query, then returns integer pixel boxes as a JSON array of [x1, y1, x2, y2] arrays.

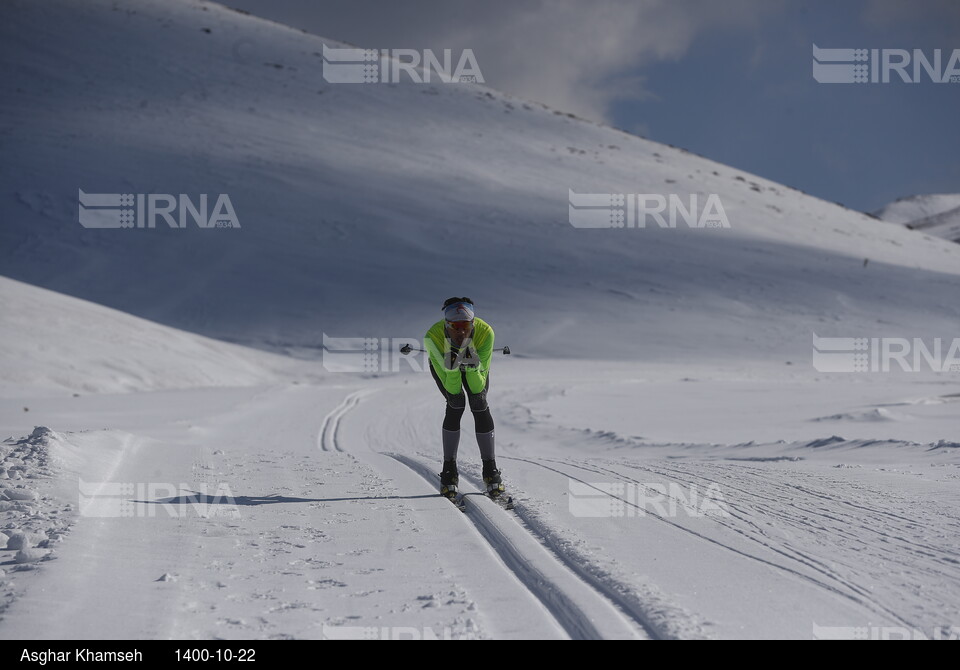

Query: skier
[[424, 297, 503, 500]]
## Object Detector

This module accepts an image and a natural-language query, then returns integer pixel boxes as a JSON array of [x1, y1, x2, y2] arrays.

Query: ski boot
[[482, 459, 505, 498], [440, 460, 459, 499]]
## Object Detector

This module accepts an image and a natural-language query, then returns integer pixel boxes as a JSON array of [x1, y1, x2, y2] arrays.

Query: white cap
[[444, 301, 475, 322]]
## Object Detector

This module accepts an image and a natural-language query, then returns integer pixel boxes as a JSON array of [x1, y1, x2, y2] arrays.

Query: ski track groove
[[389, 392, 679, 637], [614, 459, 960, 584], [317, 390, 367, 453], [527, 455, 921, 628], [385, 453, 644, 640], [500, 397, 960, 629], [631, 460, 955, 557], [453, 465, 691, 640], [318, 389, 641, 639], [506, 457, 882, 610], [562, 458, 876, 595]]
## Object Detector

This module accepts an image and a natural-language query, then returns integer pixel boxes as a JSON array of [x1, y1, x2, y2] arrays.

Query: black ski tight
[[431, 366, 494, 433]]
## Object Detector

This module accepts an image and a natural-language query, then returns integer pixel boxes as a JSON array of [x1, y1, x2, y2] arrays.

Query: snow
[[0, 276, 307, 398], [0, 427, 73, 612], [2, 369, 958, 639], [0, 0, 958, 640], [2, 0, 960, 366], [874, 194, 960, 244], [874, 194, 960, 225]]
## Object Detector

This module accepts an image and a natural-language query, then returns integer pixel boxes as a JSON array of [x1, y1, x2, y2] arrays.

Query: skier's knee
[[447, 393, 466, 410], [467, 391, 488, 413], [443, 403, 465, 431]]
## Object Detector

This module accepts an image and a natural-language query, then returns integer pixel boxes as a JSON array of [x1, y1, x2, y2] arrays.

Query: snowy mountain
[[1, 0, 959, 641], [873, 194, 960, 244], [2, 0, 959, 371]]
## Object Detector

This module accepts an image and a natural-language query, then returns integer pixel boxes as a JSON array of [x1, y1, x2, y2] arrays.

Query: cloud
[[226, 0, 785, 121]]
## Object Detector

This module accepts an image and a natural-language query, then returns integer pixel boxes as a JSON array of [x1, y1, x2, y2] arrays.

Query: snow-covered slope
[[0, 276, 299, 397], [2, 372, 958, 640], [2, 0, 959, 372], [874, 194, 960, 244], [2, 0, 960, 641]]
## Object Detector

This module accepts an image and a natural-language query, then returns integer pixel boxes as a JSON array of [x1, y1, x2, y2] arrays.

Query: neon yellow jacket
[[424, 317, 494, 395]]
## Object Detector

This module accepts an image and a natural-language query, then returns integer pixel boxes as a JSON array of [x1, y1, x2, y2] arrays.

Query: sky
[[223, 0, 960, 212]]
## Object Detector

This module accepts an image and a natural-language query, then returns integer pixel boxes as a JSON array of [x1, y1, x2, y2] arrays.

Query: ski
[[443, 491, 466, 512], [483, 470, 513, 510], [486, 490, 514, 511]]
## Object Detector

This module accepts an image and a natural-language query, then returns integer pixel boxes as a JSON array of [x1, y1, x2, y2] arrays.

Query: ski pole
[[399, 344, 511, 355]]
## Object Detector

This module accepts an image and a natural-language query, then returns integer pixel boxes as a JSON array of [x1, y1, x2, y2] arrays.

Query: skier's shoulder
[[425, 319, 446, 342], [473, 317, 494, 341]]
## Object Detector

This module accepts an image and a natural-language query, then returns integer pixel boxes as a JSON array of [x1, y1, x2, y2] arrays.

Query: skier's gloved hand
[[460, 351, 479, 370], [452, 344, 479, 371], [444, 350, 461, 370]]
